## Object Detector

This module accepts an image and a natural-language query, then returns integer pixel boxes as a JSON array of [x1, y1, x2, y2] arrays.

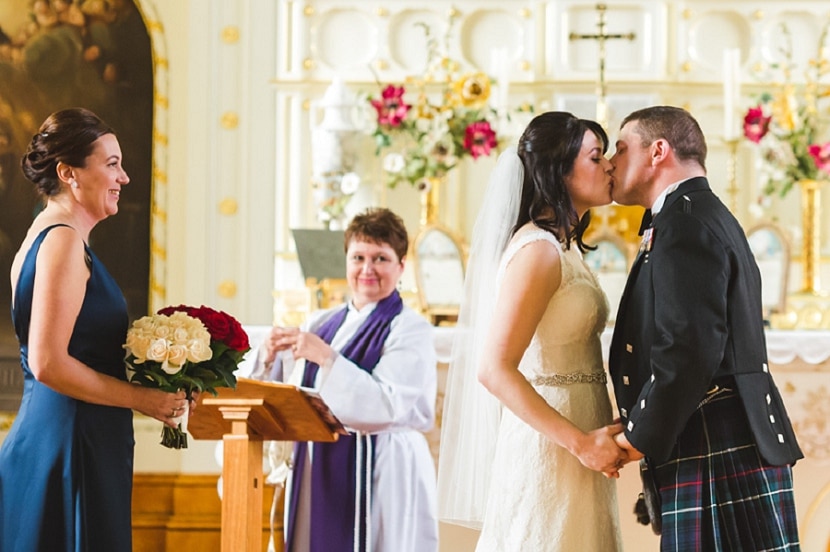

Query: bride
[[438, 112, 626, 551]]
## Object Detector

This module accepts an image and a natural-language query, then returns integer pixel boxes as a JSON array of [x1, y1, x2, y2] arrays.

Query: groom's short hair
[[622, 106, 707, 170]]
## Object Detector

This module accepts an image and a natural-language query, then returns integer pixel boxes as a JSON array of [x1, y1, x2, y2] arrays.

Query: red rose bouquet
[[124, 305, 250, 448]]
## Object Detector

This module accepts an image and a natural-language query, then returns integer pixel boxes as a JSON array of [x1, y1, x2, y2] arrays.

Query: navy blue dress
[[0, 224, 134, 551]]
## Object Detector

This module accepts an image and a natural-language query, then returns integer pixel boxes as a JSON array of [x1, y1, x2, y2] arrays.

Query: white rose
[[167, 344, 188, 367], [153, 323, 171, 339], [187, 339, 213, 363], [160, 359, 182, 375], [126, 334, 151, 361], [172, 327, 190, 344], [145, 338, 170, 362]]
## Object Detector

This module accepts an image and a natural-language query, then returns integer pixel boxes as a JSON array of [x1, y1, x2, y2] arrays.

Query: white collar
[[348, 300, 377, 316], [651, 179, 686, 215]]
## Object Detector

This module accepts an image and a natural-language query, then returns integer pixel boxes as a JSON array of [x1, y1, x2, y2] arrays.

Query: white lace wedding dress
[[476, 227, 623, 552]]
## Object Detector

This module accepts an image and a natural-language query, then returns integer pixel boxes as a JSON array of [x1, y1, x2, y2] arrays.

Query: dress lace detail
[[476, 225, 622, 552]]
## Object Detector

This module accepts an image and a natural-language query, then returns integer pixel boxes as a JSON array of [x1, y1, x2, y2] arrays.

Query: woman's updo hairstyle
[[21, 108, 114, 197]]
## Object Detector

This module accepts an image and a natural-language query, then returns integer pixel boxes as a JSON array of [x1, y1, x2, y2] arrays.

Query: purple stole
[[285, 291, 403, 552]]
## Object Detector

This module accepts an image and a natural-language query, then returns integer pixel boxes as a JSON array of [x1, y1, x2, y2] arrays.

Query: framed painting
[[0, 0, 153, 410]]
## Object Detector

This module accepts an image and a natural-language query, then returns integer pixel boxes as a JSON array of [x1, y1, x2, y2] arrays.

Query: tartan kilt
[[653, 390, 800, 551]]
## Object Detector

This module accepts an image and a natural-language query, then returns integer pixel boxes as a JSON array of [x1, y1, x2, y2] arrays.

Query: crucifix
[[569, 4, 636, 128]]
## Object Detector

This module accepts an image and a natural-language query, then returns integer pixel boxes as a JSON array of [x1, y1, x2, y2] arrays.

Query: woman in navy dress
[[0, 108, 187, 551]]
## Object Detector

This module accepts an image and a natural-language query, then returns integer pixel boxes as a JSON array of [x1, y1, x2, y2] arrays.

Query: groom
[[607, 106, 802, 549]]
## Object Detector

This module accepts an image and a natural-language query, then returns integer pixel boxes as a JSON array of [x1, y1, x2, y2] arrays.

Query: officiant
[[250, 207, 438, 552]]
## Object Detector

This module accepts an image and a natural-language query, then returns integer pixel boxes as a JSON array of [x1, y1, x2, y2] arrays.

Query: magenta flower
[[370, 85, 410, 127], [743, 106, 771, 143], [463, 120, 497, 159], [808, 142, 830, 175]]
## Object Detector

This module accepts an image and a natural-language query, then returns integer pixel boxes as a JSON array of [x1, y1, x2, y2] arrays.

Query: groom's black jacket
[[609, 177, 802, 465]]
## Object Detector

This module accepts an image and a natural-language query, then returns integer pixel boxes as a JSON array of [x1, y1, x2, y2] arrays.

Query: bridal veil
[[437, 147, 523, 528]]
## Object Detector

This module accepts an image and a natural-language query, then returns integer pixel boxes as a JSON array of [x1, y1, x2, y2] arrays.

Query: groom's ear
[[649, 139, 670, 166]]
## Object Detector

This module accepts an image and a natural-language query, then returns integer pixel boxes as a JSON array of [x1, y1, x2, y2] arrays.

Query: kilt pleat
[[654, 391, 800, 551]]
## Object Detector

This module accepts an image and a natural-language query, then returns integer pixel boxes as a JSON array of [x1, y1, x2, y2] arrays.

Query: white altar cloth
[[431, 326, 830, 366]]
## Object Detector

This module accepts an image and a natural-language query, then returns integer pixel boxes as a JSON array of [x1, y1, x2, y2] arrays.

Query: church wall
[[145, 0, 830, 327]]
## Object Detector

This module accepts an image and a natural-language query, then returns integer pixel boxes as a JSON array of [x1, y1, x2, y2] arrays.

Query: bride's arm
[[477, 240, 626, 474]]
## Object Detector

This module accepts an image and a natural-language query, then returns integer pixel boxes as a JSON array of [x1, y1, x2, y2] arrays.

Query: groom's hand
[[614, 431, 645, 462], [574, 425, 629, 478]]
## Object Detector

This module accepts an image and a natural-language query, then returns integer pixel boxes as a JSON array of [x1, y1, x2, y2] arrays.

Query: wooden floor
[[132, 473, 282, 552]]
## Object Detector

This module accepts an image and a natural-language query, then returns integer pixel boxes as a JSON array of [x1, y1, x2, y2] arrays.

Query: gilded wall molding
[[135, 0, 170, 312]]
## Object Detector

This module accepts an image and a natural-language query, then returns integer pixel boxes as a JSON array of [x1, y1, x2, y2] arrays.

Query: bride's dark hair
[[515, 111, 608, 252]]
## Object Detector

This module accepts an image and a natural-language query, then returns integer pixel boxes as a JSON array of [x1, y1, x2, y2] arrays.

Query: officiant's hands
[[289, 331, 335, 367], [263, 326, 334, 367], [262, 326, 300, 364]]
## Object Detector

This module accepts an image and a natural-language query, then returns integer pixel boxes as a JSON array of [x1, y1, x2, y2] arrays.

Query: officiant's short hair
[[345, 208, 408, 261]]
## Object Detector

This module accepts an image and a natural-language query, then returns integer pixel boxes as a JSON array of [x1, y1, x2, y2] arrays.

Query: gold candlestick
[[797, 179, 826, 296]]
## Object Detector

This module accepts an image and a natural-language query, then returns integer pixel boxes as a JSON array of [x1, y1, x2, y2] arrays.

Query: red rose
[[156, 304, 249, 351], [223, 315, 250, 351], [158, 304, 191, 317], [192, 306, 231, 341]]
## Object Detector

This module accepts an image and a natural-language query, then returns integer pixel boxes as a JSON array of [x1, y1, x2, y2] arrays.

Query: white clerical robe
[[252, 301, 439, 552]]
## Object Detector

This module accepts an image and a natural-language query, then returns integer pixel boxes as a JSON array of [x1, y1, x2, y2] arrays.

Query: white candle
[[722, 49, 741, 139], [490, 47, 510, 112]]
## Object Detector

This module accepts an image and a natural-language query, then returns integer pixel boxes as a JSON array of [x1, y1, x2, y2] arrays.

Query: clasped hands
[[575, 421, 644, 479], [263, 326, 334, 368]]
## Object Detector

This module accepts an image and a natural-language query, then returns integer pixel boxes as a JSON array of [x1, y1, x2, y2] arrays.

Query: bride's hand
[[573, 425, 629, 477]]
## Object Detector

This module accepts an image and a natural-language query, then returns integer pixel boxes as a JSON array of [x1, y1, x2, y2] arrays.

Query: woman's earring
[[71, 179, 78, 189]]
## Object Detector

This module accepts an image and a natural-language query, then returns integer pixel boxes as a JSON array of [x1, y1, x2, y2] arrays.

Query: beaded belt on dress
[[530, 372, 607, 386]]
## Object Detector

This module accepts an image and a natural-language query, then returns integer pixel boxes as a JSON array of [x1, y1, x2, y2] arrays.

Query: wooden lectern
[[188, 377, 344, 552]]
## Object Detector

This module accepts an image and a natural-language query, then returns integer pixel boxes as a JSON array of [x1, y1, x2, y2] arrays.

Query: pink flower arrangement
[[367, 22, 500, 189], [371, 85, 409, 127], [742, 106, 771, 144], [464, 121, 499, 159], [742, 22, 830, 197], [808, 142, 830, 173]]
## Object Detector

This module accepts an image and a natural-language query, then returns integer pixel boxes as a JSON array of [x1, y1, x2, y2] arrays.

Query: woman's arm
[[477, 239, 625, 474], [26, 227, 186, 426]]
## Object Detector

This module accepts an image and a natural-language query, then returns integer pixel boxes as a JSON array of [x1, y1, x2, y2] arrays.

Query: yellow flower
[[452, 72, 491, 109]]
